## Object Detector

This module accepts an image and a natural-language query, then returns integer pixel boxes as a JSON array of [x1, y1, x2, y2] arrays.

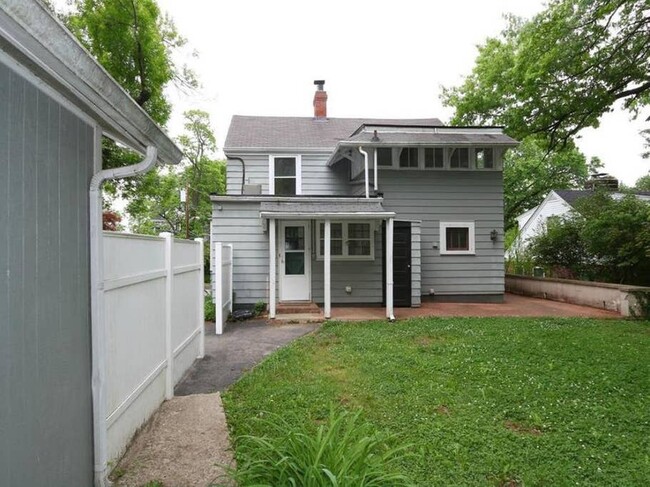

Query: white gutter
[[89, 144, 159, 487], [358, 146, 370, 198], [373, 148, 378, 192]]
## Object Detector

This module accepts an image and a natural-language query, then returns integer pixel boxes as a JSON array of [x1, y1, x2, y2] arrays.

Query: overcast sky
[[157, 0, 649, 185]]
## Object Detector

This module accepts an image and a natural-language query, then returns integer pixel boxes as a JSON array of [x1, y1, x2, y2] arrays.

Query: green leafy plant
[[253, 301, 267, 317], [229, 407, 413, 487], [204, 294, 216, 322]]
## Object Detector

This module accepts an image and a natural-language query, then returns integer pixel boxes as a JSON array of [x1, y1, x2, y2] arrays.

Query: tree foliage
[[443, 0, 650, 150], [66, 0, 196, 127], [127, 111, 225, 238], [635, 173, 650, 191], [530, 193, 650, 285]]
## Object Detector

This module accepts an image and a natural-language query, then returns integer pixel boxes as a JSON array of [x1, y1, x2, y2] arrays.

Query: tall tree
[[442, 0, 649, 227], [128, 110, 225, 238], [66, 0, 196, 127], [443, 0, 650, 150]]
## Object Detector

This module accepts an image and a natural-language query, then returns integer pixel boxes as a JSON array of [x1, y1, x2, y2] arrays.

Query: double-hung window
[[399, 147, 419, 168], [424, 148, 444, 168], [317, 221, 374, 260], [440, 221, 475, 255], [270, 155, 301, 195]]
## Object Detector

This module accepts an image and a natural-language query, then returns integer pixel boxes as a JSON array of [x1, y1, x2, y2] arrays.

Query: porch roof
[[259, 199, 394, 219]]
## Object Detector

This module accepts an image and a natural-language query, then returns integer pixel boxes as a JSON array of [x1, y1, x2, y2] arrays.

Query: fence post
[[228, 244, 234, 314], [160, 232, 174, 400], [214, 242, 223, 335], [195, 238, 205, 358]]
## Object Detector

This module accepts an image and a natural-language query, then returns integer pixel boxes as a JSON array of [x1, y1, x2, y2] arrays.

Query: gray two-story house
[[211, 81, 518, 319]]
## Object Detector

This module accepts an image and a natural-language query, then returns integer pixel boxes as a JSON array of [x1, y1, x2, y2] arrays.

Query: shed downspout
[[358, 146, 369, 198], [226, 155, 246, 194], [89, 143, 159, 487], [373, 148, 378, 192]]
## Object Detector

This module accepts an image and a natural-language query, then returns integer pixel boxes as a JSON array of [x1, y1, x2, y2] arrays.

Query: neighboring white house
[[509, 189, 650, 256]]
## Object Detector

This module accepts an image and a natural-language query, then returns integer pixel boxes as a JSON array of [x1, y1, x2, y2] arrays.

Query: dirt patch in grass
[[414, 335, 446, 347], [504, 420, 542, 436], [435, 405, 451, 415]]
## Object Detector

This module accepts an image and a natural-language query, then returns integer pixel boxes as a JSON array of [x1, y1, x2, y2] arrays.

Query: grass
[[223, 317, 650, 486]]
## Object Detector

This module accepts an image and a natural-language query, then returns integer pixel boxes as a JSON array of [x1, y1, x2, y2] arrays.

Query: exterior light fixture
[[490, 229, 498, 242]]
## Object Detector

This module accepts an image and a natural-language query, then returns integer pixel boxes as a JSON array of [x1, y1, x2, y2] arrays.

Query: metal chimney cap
[[314, 80, 325, 90]]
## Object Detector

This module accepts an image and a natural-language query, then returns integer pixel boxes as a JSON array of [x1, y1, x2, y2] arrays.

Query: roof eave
[[0, 1, 182, 164]]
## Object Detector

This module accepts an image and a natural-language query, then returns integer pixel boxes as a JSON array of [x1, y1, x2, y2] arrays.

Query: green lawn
[[222, 318, 650, 486]]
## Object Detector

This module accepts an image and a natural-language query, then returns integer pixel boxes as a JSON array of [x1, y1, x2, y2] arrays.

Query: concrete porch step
[[271, 312, 324, 325], [276, 301, 321, 315]]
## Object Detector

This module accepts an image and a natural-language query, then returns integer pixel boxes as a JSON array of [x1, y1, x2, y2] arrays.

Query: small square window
[[440, 222, 475, 255], [425, 148, 444, 168], [450, 148, 469, 169], [475, 148, 494, 169], [377, 148, 392, 167], [399, 147, 419, 168]]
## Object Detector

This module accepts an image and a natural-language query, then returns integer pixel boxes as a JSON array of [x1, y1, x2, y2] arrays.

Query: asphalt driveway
[[175, 320, 319, 396]]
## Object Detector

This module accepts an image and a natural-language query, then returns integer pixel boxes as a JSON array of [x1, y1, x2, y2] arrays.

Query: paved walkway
[[175, 320, 320, 396], [331, 293, 619, 320]]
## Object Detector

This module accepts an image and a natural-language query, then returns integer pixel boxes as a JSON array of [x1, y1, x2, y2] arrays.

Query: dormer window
[[475, 148, 494, 169], [424, 148, 444, 168], [399, 147, 419, 168], [450, 148, 470, 169]]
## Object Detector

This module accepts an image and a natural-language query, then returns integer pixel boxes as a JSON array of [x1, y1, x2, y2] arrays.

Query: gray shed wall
[[0, 60, 95, 486]]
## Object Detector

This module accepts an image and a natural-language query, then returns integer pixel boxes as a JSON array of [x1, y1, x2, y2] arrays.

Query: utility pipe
[[226, 155, 246, 194], [89, 144, 158, 487], [373, 148, 378, 192], [358, 146, 369, 198]]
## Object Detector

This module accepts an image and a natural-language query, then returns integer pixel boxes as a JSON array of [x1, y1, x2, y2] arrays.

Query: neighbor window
[[440, 221, 475, 255], [399, 147, 419, 168], [475, 148, 494, 169], [450, 148, 470, 169], [376, 147, 393, 167], [424, 148, 444, 168], [317, 221, 374, 260], [270, 156, 301, 195]]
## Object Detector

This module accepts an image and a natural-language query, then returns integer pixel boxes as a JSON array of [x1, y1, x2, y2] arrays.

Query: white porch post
[[324, 219, 331, 319], [269, 218, 276, 319], [386, 218, 395, 320]]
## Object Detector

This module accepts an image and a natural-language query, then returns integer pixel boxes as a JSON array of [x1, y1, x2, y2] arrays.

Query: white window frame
[[269, 155, 302, 195], [449, 147, 471, 170], [316, 220, 375, 261], [440, 221, 475, 255], [397, 147, 420, 169], [424, 147, 445, 169], [474, 147, 495, 170]]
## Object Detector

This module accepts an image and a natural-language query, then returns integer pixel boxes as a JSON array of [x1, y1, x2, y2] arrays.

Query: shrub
[[204, 294, 216, 322], [229, 407, 413, 487], [253, 301, 266, 316]]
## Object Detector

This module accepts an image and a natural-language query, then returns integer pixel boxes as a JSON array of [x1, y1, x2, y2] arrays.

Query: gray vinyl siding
[[0, 60, 94, 486], [380, 170, 504, 296], [312, 230, 383, 304], [226, 152, 352, 195], [211, 202, 269, 304]]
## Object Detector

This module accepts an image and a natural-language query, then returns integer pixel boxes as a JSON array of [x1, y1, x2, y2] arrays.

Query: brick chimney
[[313, 80, 327, 119]]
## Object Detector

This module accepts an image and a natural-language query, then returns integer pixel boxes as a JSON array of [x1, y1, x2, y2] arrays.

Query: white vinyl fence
[[102, 232, 205, 464], [213, 242, 233, 335]]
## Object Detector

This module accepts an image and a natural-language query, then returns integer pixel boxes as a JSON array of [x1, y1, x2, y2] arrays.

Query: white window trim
[[440, 221, 476, 255], [474, 147, 495, 170], [269, 155, 302, 195], [316, 221, 375, 261], [449, 147, 472, 170], [424, 147, 445, 170]]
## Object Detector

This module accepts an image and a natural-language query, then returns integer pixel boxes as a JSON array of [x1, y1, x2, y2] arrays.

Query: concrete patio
[[329, 293, 619, 321]]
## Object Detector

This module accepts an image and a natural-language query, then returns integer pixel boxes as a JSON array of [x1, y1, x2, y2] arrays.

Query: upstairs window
[[424, 148, 444, 168], [475, 148, 494, 169], [317, 221, 374, 260], [270, 155, 301, 195], [450, 148, 470, 169], [399, 147, 419, 168], [376, 148, 393, 167]]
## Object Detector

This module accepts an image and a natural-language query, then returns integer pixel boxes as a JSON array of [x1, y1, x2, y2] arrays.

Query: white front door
[[280, 221, 311, 301]]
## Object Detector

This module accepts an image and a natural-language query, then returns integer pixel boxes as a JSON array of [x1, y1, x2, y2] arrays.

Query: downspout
[[226, 156, 246, 194], [89, 143, 159, 487], [358, 146, 369, 198], [373, 148, 378, 192]]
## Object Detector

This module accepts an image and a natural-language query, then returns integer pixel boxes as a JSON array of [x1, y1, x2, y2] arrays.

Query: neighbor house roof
[[224, 115, 444, 151], [0, 0, 182, 164], [553, 190, 596, 208]]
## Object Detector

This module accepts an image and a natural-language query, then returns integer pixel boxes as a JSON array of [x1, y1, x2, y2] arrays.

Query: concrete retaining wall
[[505, 274, 649, 317]]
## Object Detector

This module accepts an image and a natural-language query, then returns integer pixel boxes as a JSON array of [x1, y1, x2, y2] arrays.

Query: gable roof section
[[0, 0, 182, 164], [553, 190, 596, 208], [224, 115, 444, 151]]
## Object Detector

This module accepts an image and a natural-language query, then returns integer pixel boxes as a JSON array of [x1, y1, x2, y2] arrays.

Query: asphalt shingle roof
[[345, 131, 519, 146], [224, 115, 444, 150]]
